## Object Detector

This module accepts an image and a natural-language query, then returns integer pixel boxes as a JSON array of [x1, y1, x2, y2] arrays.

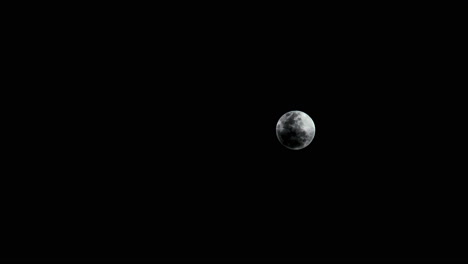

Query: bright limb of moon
[[298, 111, 315, 133]]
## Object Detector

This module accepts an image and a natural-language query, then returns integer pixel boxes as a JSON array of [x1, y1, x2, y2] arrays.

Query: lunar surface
[[276, 111, 315, 150]]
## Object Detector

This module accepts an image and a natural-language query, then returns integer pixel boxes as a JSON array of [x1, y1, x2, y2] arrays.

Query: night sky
[[4, 2, 466, 262]]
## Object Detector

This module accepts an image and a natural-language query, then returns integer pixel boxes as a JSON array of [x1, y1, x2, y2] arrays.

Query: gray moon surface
[[276, 110, 315, 150]]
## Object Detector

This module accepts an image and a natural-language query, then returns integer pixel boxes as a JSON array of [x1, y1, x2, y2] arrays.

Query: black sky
[[3, 2, 467, 262]]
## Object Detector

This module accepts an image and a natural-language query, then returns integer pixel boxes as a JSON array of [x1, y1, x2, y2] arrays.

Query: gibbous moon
[[276, 110, 316, 150]]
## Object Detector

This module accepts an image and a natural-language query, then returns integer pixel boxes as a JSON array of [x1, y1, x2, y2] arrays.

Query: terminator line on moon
[[276, 111, 315, 150]]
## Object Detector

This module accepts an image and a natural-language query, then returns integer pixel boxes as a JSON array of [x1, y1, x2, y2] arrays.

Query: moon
[[276, 110, 316, 150]]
